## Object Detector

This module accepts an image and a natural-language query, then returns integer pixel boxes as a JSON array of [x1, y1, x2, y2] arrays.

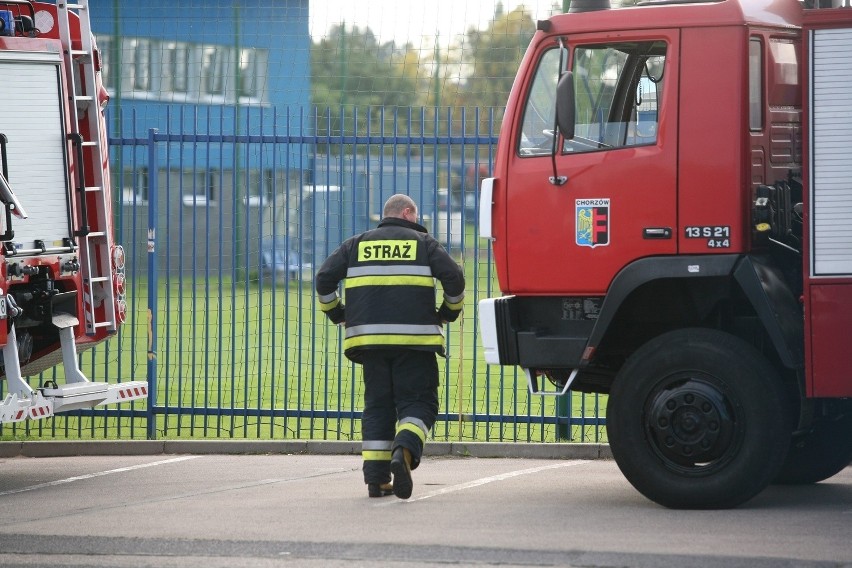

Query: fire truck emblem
[[576, 198, 610, 248]]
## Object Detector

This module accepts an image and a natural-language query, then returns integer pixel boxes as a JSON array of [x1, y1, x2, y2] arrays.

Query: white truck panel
[[809, 28, 852, 277], [0, 51, 72, 251]]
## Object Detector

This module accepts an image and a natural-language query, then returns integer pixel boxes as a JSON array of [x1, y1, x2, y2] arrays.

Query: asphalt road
[[0, 452, 850, 567]]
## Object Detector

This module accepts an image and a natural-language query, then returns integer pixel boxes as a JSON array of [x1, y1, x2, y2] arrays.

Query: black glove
[[438, 304, 460, 323], [326, 303, 345, 325]]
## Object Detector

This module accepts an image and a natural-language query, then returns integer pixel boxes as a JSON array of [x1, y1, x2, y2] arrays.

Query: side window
[[518, 49, 564, 157], [568, 41, 666, 152], [749, 38, 763, 131]]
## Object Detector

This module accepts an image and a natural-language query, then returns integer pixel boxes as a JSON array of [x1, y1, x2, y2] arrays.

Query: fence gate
[[1, 106, 605, 444]]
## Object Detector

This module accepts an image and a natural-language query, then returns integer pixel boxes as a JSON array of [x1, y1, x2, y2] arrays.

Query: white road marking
[[377, 459, 589, 505], [0, 456, 200, 497]]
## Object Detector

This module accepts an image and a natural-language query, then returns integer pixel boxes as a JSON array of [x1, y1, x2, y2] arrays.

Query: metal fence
[[1, 106, 605, 444]]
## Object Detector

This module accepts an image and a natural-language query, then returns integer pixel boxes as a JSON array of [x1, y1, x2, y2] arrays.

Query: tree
[[457, 6, 536, 110], [311, 24, 422, 139]]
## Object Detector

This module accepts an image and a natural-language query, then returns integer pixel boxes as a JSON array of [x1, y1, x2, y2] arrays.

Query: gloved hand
[[326, 303, 345, 325]]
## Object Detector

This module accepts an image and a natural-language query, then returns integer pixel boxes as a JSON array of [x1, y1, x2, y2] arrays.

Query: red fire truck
[[479, 0, 852, 508], [0, 0, 146, 424]]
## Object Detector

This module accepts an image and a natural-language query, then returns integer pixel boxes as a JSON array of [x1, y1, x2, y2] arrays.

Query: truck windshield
[[570, 41, 666, 150]]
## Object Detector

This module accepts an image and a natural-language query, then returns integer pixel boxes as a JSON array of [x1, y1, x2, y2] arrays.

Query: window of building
[[202, 46, 226, 96], [121, 167, 148, 205], [239, 47, 257, 98], [130, 38, 152, 91], [95, 35, 268, 105], [238, 48, 269, 100], [96, 36, 115, 91], [242, 169, 265, 206], [182, 170, 217, 206], [164, 42, 190, 93]]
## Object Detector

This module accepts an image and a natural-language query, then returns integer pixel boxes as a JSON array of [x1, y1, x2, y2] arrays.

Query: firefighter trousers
[[359, 349, 439, 485]]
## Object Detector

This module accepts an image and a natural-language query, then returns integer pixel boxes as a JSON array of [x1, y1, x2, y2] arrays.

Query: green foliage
[[311, 24, 422, 137], [456, 6, 536, 109], [310, 6, 539, 138]]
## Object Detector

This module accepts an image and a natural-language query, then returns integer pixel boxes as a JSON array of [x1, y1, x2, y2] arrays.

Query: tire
[[607, 328, 792, 509], [774, 410, 852, 485]]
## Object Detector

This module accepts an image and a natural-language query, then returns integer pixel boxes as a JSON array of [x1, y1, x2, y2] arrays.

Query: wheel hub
[[647, 379, 735, 466]]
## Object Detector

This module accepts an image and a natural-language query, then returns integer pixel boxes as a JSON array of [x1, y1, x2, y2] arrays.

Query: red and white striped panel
[[8, 408, 26, 423], [117, 385, 148, 401], [111, 382, 148, 403], [28, 402, 54, 420], [1, 394, 51, 424], [82, 282, 95, 334]]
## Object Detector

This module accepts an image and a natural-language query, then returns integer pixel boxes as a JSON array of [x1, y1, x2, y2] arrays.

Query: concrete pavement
[[0, 452, 849, 567]]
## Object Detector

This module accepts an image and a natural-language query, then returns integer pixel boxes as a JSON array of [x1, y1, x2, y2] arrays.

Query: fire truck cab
[[479, 0, 852, 508]]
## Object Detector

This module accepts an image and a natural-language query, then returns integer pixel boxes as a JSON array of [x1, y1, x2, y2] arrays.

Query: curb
[[0, 440, 612, 460]]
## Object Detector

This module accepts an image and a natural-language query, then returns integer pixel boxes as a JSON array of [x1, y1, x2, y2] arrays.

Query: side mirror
[[555, 71, 575, 140]]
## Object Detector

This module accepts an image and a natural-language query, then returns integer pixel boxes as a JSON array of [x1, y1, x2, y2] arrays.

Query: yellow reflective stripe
[[346, 275, 434, 288], [362, 450, 393, 461], [397, 422, 426, 444], [400, 416, 430, 436], [319, 297, 340, 312], [344, 334, 444, 349], [443, 299, 464, 310]]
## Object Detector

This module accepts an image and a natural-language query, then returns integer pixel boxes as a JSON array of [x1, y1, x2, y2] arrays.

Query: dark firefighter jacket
[[315, 216, 465, 362]]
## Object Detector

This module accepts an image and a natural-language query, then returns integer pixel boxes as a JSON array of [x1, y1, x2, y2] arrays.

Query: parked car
[[259, 238, 310, 282]]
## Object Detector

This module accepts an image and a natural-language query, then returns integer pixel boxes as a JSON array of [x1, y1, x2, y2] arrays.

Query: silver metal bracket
[[524, 368, 579, 397]]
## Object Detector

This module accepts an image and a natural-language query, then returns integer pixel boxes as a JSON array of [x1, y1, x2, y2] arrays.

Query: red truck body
[[0, 1, 146, 424], [480, 0, 852, 508]]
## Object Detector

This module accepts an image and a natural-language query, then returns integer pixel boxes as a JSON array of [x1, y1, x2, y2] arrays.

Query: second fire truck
[[0, 0, 147, 425]]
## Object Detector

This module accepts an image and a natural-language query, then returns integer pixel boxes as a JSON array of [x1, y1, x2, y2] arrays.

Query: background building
[[91, 0, 312, 273]]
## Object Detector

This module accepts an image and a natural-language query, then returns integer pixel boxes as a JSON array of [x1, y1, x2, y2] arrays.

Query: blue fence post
[[146, 128, 159, 440]]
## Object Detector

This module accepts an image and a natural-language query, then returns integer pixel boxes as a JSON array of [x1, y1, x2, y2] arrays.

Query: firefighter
[[315, 194, 465, 499]]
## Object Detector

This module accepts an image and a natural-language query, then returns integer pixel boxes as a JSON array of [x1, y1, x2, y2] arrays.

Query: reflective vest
[[316, 217, 465, 361]]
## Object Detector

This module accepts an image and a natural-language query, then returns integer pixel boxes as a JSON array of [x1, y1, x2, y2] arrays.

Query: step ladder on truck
[[0, 0, 147, 424]]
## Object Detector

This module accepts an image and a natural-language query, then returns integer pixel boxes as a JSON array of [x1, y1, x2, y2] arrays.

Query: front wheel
[[607, 328, 792, 509]]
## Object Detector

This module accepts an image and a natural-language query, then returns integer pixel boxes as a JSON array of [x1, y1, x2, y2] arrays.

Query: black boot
[[367, 482, 394, 498], [390, 447, 413, 499]]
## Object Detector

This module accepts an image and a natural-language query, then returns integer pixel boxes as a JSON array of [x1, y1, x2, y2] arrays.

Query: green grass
[[1, 224, 607, 443]]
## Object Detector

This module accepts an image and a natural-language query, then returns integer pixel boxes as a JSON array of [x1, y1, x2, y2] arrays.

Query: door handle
[[643, 227, 672, 239]]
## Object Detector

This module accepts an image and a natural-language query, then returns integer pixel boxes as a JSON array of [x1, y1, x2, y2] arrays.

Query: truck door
[[505, 32, 678, 294]]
